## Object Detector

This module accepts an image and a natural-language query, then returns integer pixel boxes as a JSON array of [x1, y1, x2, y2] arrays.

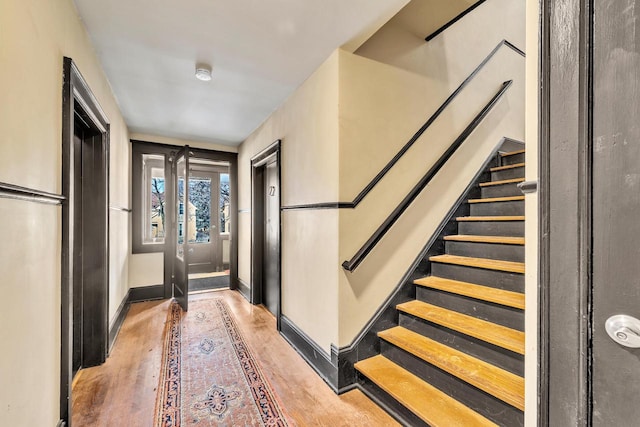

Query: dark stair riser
[[357, 373, 429, 427], [470, 200, 524, 216], [431, 263, 524, 293], [458, 220, 524, 237], [380, 341, 524, 427], [399, 312, 524, 376], [500, 152, 525, 165], [481, 182, 523, 198], [415, 287, 524, 331], [491, 167, 524, 181], [445, 240, 524, 262]]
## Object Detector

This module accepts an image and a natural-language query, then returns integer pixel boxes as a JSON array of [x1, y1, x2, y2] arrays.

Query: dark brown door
[[263, 159, 280, 317], [591, 1, 640, 423], [174, 146, 190, 311]]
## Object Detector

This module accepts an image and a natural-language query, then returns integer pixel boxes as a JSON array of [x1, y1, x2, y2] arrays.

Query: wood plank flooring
[[72, 290, 397, 426]]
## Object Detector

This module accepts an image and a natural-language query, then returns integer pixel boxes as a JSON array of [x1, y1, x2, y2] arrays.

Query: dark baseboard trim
[[335, 136, 518, 390], [237, 278, 251, 302], [280, 316, 339, 392], [108, 290, 131, 352], [128, 284, 165, 303]]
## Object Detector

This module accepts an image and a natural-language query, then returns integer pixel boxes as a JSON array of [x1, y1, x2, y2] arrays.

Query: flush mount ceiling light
[[195, 64, 212, 81]]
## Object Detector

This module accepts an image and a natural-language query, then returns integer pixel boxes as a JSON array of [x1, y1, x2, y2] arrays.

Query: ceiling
[[73, 0, 409, 146]]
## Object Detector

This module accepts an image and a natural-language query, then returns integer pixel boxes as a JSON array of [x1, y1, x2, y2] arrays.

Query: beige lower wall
[[0, 0, 131, 424], [0, 200, 61, 426]]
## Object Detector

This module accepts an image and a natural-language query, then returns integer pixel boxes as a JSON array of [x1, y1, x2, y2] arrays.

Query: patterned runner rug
[[155, 298, 291, 426]]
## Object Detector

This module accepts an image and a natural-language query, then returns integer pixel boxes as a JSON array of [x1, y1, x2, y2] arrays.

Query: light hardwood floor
[[72, 290, 398, 426]]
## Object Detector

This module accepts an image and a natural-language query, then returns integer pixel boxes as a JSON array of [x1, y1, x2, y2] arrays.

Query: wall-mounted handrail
[[0, 181, 65, 205], [342, 80, 513, 272], [425, 0, 488, 42], [281, 39, 523, 211]]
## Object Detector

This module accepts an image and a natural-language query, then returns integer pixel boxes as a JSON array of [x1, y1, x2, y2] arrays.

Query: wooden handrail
[[282, 40, 523, 211], [342, 80, 513, 272]]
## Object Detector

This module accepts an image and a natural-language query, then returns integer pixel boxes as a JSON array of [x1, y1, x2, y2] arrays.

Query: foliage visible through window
[[220, 174, 230, 233], [143, 154, 165, 244], [189, 178, 212, 243]]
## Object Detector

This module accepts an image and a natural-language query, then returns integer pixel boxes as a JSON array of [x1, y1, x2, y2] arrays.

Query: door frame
[[538, 0, 594, 424], [250, 140, 282, 329], [61, 57, 110, 426]]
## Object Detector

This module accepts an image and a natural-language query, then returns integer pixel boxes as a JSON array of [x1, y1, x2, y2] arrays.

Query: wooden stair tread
[[457, 215, 525, 222], [355, 355, 498, 427], [414, 276, 525, 309], [430, 254, 525, 274], [443, 235, 524, 245], [468, 196, 524, 204], [397, 301, 525, 355], [379, 326, 524, 410], [490, 162, 525, 172], [479, 177, 525, 187], [500, 149, 525, 157]]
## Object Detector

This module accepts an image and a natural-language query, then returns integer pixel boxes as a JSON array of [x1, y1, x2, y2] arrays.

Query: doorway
[[251, 141, 281, 325], [187, 158, 232, 292], [61, 58, 110, 425]]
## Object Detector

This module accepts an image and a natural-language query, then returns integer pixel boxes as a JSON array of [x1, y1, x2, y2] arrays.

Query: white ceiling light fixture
[[195, 64, 213, 82]]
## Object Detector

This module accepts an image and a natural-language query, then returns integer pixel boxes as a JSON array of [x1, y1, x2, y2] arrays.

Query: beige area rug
[[155, 298, 291, 426]]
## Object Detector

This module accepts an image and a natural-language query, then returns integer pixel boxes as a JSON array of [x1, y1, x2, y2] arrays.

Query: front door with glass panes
[[187, 159, 231, 290]]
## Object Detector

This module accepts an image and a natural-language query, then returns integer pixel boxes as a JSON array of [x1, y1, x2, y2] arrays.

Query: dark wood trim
[[281, 40, 524, 212], [342, 81, 513, 272], [108, 291, 131, 352], [335, 138, 517, 391], [250, 140, 282, 330], [61, 57, 110, 426], [542, 0, 594, 424], [280, 316, 339, 392], [0, 182, 65, 204], [237, 278, 251, 301], [425, 0, 488, 42], [538, 1, 551, 424], [128, 284, 165, 303]]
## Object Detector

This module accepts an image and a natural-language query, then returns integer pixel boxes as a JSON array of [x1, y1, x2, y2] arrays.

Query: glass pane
[[189, 177, 211, 243], [142, 154, 165, 244], [176, 155, 186, 260], [220, 173, 230, 233]]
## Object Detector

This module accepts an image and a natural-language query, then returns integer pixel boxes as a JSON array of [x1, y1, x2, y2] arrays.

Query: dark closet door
[[590, 1, 640, 424], [263, 159, 280, 317]]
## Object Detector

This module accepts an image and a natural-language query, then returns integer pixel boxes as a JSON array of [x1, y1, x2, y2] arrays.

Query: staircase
[[355, 147, 526, 426]]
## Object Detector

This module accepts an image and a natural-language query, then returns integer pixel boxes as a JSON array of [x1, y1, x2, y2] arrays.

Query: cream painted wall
[[127, 133, 237, 289], [0, 0, 130, 424], [337, 47, 525, 345], [238, 51, 340, 352], [524, 0, 540, 426], [356, 0, 524, 87]]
